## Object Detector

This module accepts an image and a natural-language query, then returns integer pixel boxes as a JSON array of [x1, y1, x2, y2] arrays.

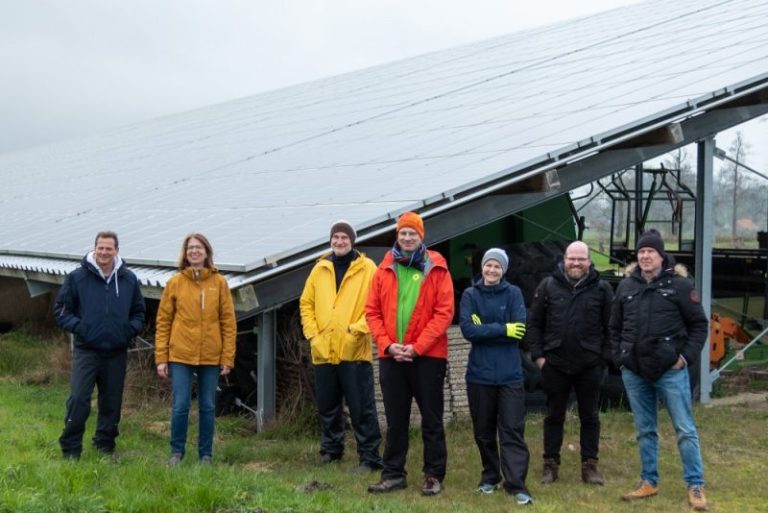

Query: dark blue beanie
[[636, 229, 665, 257]]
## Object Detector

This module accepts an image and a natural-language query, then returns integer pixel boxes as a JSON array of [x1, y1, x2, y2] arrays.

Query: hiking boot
[[541, 458, 559, 484], [621, 480, 658, 501], [688, 485, 709, 511], [421, 476, 442, 496], [166, 453, 183, 467], [581, 458, 604, 485], [367, 478, 407, 493]]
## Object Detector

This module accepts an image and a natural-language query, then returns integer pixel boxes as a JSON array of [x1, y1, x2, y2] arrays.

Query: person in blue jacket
[[459, 248, 532, 505], [53, 231, 146, 459]]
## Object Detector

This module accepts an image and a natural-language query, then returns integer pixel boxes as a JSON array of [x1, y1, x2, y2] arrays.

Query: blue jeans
[[622, 367, 704, 487], [170, 363, 219, 459]]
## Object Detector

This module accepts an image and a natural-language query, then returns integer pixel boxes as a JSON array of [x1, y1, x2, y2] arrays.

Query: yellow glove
[[471, 314, 482, 325], [506, 322, 526, 339]]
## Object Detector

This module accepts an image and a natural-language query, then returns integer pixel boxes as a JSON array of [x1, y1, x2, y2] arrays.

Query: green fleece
[[395, 259, 426, 343]]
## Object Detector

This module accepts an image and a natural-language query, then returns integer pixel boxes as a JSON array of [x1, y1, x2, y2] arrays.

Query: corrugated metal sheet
[[0, 254, 201, 288], [1, 0, 766, 287]]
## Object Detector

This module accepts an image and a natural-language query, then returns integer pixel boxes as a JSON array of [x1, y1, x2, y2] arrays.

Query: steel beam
[[256, 309, 276, 431], [696, 138, 714, 404]]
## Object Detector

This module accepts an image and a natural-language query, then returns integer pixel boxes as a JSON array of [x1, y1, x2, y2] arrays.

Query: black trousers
[[59, 348, 127, 456], [314, 361, 383, 467], [541, 362, 603, 462], [379, 356, 447, 481], [467, 382, 530, 495]]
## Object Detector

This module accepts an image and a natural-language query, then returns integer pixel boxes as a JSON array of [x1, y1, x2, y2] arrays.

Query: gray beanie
[[481, 248, 509, 274]]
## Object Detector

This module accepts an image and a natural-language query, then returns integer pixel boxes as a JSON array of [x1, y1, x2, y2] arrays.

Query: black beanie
[[636, 229, 665, 256], [330, 220, 356, 245]]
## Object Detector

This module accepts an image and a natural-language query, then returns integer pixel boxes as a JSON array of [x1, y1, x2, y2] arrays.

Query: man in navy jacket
[[53, 231, 145, 459]]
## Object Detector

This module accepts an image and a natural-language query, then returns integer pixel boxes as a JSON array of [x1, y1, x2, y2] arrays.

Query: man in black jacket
[[609, 229, 708, 511], [527, 241, 613, 485], [53, 231, 146, 459]]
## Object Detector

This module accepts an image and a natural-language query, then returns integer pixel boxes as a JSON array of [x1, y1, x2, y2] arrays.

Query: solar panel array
[[1, 0, 766, 281]]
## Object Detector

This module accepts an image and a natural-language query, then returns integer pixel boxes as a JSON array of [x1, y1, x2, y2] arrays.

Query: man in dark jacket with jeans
[[609, 229, 709, 511], [53, 231, 145, 459], [527, 241, 613, 485]]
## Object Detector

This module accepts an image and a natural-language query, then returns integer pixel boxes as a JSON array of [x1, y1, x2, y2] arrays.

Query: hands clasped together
[[388, 343, 417, 362]]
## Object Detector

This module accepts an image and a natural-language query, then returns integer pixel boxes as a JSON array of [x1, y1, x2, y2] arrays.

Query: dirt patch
[[707, 391, 768, 409], [243, 461, 274, 472], [295, 480, 333, 493]]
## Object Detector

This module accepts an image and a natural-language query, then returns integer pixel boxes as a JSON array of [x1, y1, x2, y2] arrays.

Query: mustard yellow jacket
[[299, 251, 376, 364], [155, 267, 236, 368]]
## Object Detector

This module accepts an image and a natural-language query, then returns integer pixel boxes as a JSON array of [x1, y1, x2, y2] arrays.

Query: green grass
[[1, 331, 767, 512]]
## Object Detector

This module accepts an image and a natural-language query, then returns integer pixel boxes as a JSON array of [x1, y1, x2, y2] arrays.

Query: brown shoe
[[621, 480, 658, 501], [541, 458, 559, 484], [581, 459, 604, 485], [367, 478, 407, 493], [421, 476, 442, 496], [688, 486, 709, 511]]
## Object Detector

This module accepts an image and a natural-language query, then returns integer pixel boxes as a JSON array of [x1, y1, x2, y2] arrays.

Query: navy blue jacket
[[459, 277, 527, 385], [53, 255, 146, 352]]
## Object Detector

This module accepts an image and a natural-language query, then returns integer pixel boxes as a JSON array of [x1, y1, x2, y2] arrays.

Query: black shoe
[[367, 478, 407, 493], [320, 453, 342, 464]]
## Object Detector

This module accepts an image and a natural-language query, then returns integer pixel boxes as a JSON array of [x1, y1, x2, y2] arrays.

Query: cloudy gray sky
[[1, 0, 765, 170]]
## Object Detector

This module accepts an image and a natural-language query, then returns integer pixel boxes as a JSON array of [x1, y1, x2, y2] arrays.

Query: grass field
[[1, 330, 767, 512]]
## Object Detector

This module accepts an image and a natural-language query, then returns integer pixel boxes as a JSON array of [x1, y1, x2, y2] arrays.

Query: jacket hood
[[379, 248, 448, 271], [180, 266, 219, 281], [624, 261, 689, 278], [319, 249, 364, 263], [471, 275, 514, 292], [83, 251, 124, 275]]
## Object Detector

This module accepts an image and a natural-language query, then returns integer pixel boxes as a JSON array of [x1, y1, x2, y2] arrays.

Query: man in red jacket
[[365, 211, 454, 496]]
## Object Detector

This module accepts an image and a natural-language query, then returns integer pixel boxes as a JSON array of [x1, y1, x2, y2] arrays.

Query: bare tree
[[727, 132, 749, 245]]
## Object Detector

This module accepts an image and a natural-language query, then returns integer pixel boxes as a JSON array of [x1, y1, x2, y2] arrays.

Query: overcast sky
[[1, 0, 765, 170]]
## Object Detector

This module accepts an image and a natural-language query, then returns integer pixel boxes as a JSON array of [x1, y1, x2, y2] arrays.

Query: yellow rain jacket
[[300, 251, 376, 364], [155, 267, 236, 368]]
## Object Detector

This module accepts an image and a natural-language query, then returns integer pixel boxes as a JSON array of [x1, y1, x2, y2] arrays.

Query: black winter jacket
[[609, 262, 708, 381], [527, 264, 613, 371], [53, 254, 146, 352]]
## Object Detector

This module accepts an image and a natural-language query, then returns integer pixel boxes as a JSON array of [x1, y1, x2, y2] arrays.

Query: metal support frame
[[696, 137, 714, 403], [256, 309, 276, 431]]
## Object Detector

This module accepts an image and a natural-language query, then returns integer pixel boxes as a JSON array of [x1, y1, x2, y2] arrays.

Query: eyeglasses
[[187, 245, 205, 251]]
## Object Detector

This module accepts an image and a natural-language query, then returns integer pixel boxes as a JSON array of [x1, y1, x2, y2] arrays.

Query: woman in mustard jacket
[[155, 233, 236, 466]]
